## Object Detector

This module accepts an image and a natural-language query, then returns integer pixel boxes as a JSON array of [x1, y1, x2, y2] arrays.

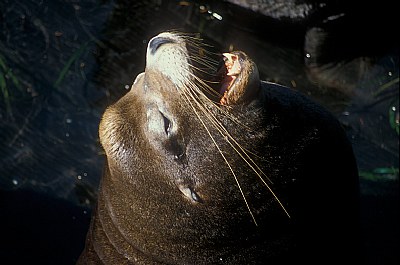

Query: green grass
[[360, 167, 399, 181], [0, 54, 22, 117], [53, 41, 91, 88]]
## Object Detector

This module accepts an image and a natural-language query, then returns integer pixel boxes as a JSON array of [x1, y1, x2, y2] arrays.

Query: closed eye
[[160, 111, 171, 136]]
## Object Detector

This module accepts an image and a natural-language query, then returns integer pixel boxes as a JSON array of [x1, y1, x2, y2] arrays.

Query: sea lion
[[77, 31, 359, 264]]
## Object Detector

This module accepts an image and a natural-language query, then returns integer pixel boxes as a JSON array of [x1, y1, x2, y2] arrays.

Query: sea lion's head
[[82, 31, 359, 264], [97, 32, 290, 263]]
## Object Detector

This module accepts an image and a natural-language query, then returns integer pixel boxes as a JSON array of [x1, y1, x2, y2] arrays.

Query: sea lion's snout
[[145, 32, 191, 88], [146, 33, 260, 106], [148, 36, 175, 55]]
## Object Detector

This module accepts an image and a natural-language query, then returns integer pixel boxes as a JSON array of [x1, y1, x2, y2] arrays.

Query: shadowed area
[[0, 0, 398, 264]]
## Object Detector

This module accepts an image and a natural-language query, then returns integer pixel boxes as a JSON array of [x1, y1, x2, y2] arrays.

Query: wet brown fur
[[77, 32, 359, 264]]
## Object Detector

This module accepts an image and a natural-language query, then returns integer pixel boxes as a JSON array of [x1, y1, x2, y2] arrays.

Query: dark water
[[0, 0, 398, 264]]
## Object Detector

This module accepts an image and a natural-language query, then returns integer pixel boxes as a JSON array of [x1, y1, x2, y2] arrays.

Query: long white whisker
[[180, 85, 259, 225], [176, 40, 291, 219]]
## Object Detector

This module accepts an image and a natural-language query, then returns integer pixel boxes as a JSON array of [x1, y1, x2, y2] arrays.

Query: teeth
[[222, 53, 241, 76]]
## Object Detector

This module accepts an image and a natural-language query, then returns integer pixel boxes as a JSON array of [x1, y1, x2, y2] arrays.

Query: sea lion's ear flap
[[133, 72, 144, 85], [131, 72, 144, 91], [219, 52, 261, 106]]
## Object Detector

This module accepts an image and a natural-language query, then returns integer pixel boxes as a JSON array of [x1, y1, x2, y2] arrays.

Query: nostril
[[174, 152, 186, 161], [149, 37, 174, 55]]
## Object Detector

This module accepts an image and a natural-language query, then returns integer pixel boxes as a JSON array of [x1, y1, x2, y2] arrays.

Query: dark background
[[0, 0, 398, 264]]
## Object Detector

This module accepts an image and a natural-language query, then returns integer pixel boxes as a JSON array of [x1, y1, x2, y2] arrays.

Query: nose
[[148, 36, 174, 55]]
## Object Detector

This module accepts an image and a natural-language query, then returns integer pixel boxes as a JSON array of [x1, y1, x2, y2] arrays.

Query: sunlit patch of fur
[[160, 32, 291, 223]]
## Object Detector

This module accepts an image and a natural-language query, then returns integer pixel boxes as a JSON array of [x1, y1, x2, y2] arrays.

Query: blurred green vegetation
[[360, 167, 399, 181], [0, 54, 22, 117]]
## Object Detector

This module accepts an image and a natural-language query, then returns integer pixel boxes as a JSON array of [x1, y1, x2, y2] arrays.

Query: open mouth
[[213, 52, 242, 105]]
